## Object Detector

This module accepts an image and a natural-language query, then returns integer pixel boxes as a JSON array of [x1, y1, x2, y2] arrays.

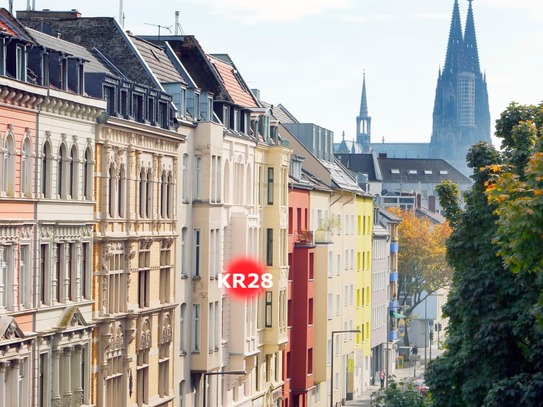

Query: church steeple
[[443, 0, 464, 75], [356, 70, 372, 152], [464, 0, 480, 74], [359, 71, 369, 117]]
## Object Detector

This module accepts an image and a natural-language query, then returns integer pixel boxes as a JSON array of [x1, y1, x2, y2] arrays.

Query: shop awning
[[392, 311, 407, 319]]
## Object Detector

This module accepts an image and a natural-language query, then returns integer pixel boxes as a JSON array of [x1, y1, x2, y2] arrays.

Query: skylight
[[391, 169, 400, 174], [408, 169, 417, 174], [424, 170, 432, 175], [439, 170, 448, 175]]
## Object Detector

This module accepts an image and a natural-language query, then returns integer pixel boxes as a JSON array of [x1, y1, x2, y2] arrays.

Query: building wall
[[92, 117, 182, 407], [353, 195, 373, 395]]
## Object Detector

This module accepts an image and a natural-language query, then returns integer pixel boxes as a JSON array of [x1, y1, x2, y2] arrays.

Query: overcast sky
[[8, 0, 543, 147]]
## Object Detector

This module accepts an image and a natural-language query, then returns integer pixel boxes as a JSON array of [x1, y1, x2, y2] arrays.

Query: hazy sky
[[9, 0, 543, 147]]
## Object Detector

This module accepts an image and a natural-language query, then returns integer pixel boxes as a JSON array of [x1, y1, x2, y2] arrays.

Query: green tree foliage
[[373, 378, 431, 407], [427, 104, 543, 406]]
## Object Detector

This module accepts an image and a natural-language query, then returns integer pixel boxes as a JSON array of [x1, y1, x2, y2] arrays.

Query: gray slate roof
[[130, 34, 186, 85], [26, 27, 115, 75], [377, 157, 471, 184]]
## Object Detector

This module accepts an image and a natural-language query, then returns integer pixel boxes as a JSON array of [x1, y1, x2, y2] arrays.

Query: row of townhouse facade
[[0, 6, 402, 407]]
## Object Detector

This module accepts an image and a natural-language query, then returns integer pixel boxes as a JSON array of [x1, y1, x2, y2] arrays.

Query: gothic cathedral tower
[[430, 0, 491, 175]]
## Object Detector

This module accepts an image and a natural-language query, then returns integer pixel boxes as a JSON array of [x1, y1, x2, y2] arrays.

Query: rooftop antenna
[[174, 11, 185, 35], [144, 22, 172, 40]]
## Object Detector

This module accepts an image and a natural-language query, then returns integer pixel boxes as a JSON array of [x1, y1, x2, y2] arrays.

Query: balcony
[[295, 230, 314, 246], [314, 230, 332, 244], [389, 271, 399, 282]]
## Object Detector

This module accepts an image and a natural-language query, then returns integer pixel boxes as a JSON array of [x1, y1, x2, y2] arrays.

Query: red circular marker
[[221, 257, 269, 300]]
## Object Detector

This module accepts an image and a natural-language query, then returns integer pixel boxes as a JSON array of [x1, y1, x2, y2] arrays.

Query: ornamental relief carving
[[138, 319, 152, 351]]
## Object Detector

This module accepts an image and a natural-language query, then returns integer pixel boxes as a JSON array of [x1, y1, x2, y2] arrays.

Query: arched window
[[146, 170, 152, 218], [83, 147, 93, 199], [70, 145, 78, 199], [166, 172, 173, 218], [42, 141, 52, 198], [21, 137, 32, 196], [4, 133, 15, 196], [139, 168, 146, 218], [108, 166, 115, 218], [118, 165, 125, 217], [58, 143, 68, 198]]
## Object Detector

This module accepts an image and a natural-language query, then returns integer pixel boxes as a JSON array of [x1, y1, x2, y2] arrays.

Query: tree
[[387, 208, 453, 346], [426, 104, 543, 406], [373, 378, 431, 407]]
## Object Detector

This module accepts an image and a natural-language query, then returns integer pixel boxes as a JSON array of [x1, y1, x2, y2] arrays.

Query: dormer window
[[194, 93, 200, 120], [120, 90, 128, 118], [147, 97, 155, 125], [206, 97, 213, 121], [16, 46, 26, 81], [133, 94, 144, 122], [158, 101, 168, 129], [60, 57, 68, 90], [222, 106, 230, 128], [233, 109, 240, 131], [290, 158, 303, 180], [104, 86, 116, 116]]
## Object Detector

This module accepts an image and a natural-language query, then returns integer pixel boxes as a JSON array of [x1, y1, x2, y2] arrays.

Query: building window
[[120, 90, 128, 117], [192, 304, 200, 352], [133, 94, 144, 122], [19, 245, 29, 308], [21, 137, 32, 197], [108, 166, 116, 218], [139, 169, 147, 218], [308, 348, 313, 374], [3, 133, 15, 196], [118, 166, 125, 217], [180, 303, 187, 354], [53, 243, 61, 303], [137, 348, 150, 406], [138, 248, 150, 308], [158, 101, 168, 128], [83, 147, 93, 200], [81, 242, 90, 300], [182, 154, 188, 202], [106, 351, 123, 406], [181, 227, 188, 278], [147, 97, 155, 125], [179, 380, 185, 407], [267, 167, 274, 204], [39, 244, 49, 305], [222, 106, 230, 128], [266, 228, 273, 266], [159, 315, 172, 398], [160, 243, 171, 304], [105, 245, 126, 314], [105, 86, 115, 116], [57, 143, 68, 199], [193, 229, 201, 278], [0, 245, 12, 309], [194, 156, 202, 200], [265, 291, 272, 327]]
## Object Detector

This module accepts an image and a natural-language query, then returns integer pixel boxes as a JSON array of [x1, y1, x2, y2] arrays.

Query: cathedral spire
[[443, 0, 464, 75], [359, 70, 369, 117], [464, 0, 481, 74], [356, 70, 372, 152]]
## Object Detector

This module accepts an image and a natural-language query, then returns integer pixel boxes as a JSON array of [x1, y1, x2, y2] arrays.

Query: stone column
[[75, 243, 83, 302], [62, 347, 73, 407], [72, 345, 84, 406], [52, 349, 62, 407], [10, 359, 20, 406]]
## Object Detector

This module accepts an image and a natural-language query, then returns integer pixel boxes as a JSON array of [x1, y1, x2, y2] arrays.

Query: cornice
[[40, 95, 104, 122]]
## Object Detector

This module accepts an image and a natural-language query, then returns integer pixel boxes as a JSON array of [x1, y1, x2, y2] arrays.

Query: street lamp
[[202, 370, 246, 407], [330, 330, 360, 407]]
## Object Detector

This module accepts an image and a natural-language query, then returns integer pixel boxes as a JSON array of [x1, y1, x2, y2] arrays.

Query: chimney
[[251, 88, 260, 101], [378, 152, 387, 159], [416, 193, 422, 209], [429, 195, 436, 213]]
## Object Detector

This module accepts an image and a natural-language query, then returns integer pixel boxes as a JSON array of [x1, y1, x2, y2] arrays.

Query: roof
[[270, 103, 299, 124], [336, 153, 379, 182], [129, 34, 186, 85], [26, 27, 115, 75], [319, 157, 363, 193], [377, 157, 471, 184], [370, 142, 431, 159], [0, 8, 34, 43], [208, 54, 258, 107]]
